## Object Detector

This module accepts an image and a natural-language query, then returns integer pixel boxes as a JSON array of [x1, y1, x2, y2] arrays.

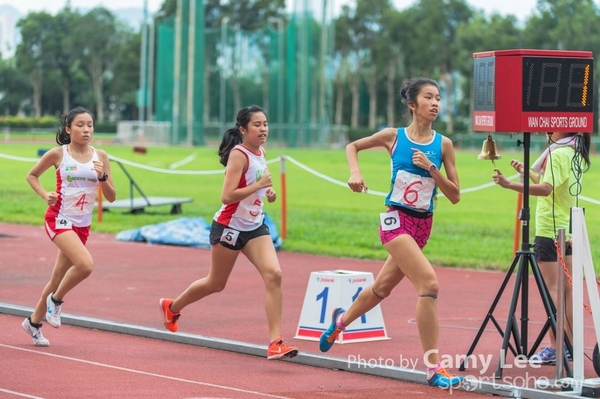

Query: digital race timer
[[472, 49, 594, 133]]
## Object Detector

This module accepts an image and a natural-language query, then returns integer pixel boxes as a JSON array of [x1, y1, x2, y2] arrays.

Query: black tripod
[[459, 133, 572, 378]]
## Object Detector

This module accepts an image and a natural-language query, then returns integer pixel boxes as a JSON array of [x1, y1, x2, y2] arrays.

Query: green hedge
[[0, 116, 117, 133]]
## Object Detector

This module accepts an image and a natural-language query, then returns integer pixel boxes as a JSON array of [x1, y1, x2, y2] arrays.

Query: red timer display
[[472, 49, 594, 133]]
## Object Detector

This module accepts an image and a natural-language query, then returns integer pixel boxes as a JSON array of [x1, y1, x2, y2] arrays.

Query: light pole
[[186, 0, 196, 145], [172, 0, 183, 144], [147, 11, 166, 122], [268, 17, 284, 133], [220, 17, 230, 133]]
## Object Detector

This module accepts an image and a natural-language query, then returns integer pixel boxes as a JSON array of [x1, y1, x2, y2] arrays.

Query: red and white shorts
[[44, 215, 90, 245]]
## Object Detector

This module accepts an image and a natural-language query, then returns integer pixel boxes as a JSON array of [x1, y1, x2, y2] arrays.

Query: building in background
[[0, 5, 21, 58]]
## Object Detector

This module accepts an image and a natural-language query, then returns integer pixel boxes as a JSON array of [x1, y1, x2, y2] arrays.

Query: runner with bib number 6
[[318, 77, 464, 389]]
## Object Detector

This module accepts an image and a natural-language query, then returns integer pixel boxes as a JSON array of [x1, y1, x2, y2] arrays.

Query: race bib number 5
[[380, 210, 400, 231], [220, 228, 240, 246]]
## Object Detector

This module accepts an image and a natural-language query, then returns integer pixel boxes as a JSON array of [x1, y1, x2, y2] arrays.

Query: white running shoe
[[21, 318, 50, 347], [45, 293, 62, 328]]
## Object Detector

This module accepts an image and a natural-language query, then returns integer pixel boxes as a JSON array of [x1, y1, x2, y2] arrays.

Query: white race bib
[[380, 210, 400, 231], [55, 217, 72, 229], [238, 194, 263, 223], [220, 228, 240, 246], [389, 170, 435, 210]]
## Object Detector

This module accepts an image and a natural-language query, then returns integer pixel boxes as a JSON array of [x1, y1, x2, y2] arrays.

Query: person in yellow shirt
[[492, 131, 591, 364]]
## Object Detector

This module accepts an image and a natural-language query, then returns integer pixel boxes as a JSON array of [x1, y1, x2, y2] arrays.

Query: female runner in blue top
[[319, 77, 464, 389]]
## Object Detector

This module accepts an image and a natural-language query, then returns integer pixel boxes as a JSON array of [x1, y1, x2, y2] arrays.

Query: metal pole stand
[[459, 133, 571, 379]]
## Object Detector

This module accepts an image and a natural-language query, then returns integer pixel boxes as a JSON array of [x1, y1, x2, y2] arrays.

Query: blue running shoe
[[529, 347, 556, 365], [319, 307, 345, 352], [427, 368, 464, 389]]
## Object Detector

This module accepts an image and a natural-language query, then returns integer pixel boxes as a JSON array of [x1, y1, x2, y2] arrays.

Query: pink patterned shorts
[[379, 206, 433, 249]]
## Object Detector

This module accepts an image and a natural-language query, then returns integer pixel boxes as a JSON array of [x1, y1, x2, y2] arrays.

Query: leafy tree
[[353, 0, 393, 129], [48, 6, 79, 114], [332, 5, 354, 126], [0, 57, 29, 115], [15, 12, 55, 117], [110, 30, 140, 120], [72, 7, 122, 121], [221, 0, 286, 112]]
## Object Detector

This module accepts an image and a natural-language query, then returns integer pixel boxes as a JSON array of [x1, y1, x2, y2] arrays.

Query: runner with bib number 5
[[159, 105, 298, 361]]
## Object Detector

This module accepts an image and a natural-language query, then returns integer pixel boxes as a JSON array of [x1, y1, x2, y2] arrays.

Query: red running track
[[1, 223, 598, 398]]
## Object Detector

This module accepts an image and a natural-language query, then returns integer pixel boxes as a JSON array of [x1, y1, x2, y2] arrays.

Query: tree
[[48, 6, 79, 114], [0, 57, 29, 115], [110, 29, 140, 120], [221, 0, 286, 113], [353, 0, 393, 129], [15, 12, 55, 117], [72, 7, 122, 121], [332, 6, 354, 126]]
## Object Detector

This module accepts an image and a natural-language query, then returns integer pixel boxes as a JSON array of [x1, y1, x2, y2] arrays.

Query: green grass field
[[1, 135, 599, 272]]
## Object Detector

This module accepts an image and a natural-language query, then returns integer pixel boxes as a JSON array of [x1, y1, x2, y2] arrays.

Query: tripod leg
[[460, 255, 519, 371], [495, 253, 528, 378]]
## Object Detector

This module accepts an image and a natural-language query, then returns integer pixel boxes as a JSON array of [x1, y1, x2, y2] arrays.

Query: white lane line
[[0, 344, 291, 399], [0, 388, 45, 398]]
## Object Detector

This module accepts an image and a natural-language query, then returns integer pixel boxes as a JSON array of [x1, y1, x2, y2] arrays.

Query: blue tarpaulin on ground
[[115, 213, 282, 249]]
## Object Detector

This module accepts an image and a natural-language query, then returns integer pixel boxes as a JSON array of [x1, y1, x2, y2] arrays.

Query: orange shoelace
[[436, 368, 455, 379], [326, 327, 343, 343]]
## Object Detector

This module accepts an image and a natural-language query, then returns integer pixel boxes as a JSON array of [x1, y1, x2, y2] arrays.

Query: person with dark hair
[[493, 131, 591, 364], [22, 106, 116, 346], [318, 77, 464, 389], [159, 105, 298, 360]]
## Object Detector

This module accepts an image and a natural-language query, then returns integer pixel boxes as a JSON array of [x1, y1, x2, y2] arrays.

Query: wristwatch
[[98, 173, 108, 182], [428, 164, 438, 173]]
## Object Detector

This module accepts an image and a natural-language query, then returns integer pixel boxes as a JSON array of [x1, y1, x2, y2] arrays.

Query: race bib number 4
[[220, 228, 240, 246], [380, 210, 400, 231], [55, 218, 72, 229], [63, 187, 97, 216]]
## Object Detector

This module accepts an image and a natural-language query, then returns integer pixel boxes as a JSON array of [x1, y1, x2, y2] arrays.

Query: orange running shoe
[[159, 298, 181, 332], [267, 338, 299, 360]]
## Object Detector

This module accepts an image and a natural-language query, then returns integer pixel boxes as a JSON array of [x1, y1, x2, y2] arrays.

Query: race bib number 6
[[380, 210, 400, 231]]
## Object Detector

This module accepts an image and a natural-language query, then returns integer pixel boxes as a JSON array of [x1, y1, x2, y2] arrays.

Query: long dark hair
[[574, 132, 591, 168], [218, 105, 267, 166], [55, 106, 95, 145], [400, 77, 440, 121]]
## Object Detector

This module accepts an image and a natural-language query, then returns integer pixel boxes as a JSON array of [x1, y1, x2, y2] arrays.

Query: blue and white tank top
[[213, 145, 268, 231], [385, 128, 443, 212]]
